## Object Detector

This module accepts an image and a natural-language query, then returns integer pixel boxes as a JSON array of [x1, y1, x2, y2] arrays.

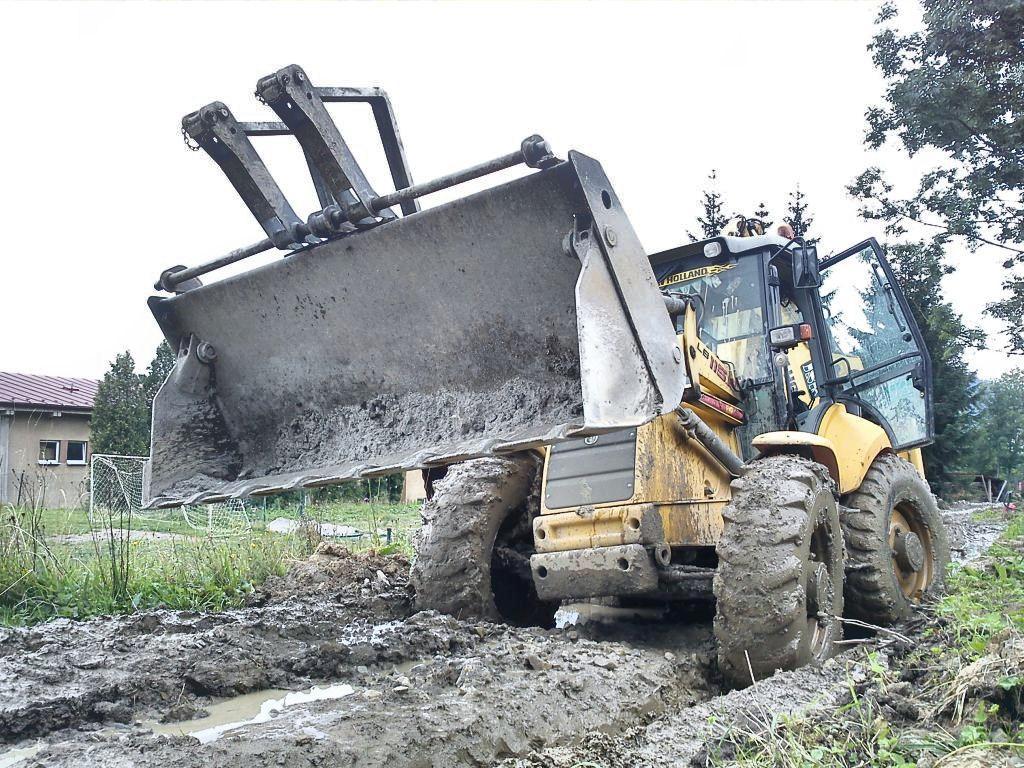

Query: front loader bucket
[[146, 152, 686, 507]]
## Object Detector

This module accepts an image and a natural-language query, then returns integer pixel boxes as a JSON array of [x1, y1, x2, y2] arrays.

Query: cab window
[[660, 258, 768, 382], [819, 243, 930, 448]]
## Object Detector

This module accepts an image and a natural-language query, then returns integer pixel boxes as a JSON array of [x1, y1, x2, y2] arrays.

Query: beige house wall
[[401, 469, 427, 503], [2, 410, 91, 508]]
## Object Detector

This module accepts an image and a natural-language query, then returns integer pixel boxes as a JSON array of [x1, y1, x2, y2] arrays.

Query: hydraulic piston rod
[[366, 135, 554, 216], [157, 135, 556, 292], [156, 238, 276, 292], [674, 406, 746, 478]]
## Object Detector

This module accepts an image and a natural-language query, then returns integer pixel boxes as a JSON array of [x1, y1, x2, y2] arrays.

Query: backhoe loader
[[147, 65, 949, 687]]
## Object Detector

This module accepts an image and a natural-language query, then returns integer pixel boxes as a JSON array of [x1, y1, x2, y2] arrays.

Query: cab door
[[816, 239, 933, 450]]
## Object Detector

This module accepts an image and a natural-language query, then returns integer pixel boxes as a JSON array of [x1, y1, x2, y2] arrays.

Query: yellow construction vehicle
[[146, 65, 949, 687]]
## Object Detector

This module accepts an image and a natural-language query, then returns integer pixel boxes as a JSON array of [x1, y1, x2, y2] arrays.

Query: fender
[[752, 403, 892, 494]]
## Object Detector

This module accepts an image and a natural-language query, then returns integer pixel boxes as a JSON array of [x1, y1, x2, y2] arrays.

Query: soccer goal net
[[89, 454, 250, 537]]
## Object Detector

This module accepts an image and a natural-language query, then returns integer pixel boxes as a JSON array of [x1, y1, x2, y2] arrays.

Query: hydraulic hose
[[674, 406, 746, 477]]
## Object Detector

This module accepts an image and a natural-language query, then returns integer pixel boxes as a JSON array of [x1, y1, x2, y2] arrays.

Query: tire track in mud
[[499, 505, 1013, 768], [1, 549, 718, 768], [502, 654, 852, 768], [8, 614, 717, 768]]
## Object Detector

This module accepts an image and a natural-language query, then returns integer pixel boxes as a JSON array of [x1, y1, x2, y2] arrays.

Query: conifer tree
[[688, 170, 730, 240]]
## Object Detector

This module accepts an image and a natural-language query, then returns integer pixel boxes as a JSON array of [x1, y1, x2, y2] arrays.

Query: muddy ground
[[0, 505, 1013, 767]]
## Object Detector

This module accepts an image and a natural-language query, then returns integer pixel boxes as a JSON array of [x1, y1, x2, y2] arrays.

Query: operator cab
[[649, 234, 933, 459]]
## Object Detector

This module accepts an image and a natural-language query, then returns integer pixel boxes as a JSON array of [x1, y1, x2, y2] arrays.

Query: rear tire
[[841, 453, 949, 625], [410, 454, 555, 626], [714, 455, 844, 688]]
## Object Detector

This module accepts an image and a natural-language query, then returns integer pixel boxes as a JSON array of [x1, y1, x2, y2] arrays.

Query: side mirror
[[793, 245, 821, 288]]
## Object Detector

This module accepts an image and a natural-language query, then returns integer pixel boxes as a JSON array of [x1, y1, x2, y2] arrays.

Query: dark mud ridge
[[0, 508, 1008, 767]]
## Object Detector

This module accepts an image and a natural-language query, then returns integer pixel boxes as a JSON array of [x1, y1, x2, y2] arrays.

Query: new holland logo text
[[659, 262, 736, 288]]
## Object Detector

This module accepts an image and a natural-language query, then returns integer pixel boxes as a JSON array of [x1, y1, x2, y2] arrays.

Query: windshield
[[658, 257, 768, 382]]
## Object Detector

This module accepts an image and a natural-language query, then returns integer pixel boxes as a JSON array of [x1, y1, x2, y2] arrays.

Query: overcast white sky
[[0, 0, 1014, 381]]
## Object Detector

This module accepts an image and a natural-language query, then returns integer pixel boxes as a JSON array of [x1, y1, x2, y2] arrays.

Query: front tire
[[714, 456, 845, 687], [841, 453, 950, 625], [410, 454, 555, 626]]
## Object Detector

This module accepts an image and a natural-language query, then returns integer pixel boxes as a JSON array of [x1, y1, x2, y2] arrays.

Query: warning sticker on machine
[[801, 360, 818, 400]]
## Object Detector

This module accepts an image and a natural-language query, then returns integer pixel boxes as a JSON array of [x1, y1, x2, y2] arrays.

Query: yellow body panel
[[751, 431, 842, 487], [535, 505, 653, 552], [536, 500, 726, 552], [538, 397, 736, 549], [752, 404, 893, 494], [679, 311, 741, 403], [898, 447, 925, 479], [817, 403, 892, 493]]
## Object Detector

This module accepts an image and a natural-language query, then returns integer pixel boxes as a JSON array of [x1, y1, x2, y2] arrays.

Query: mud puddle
[[149, 683, 356, 744], [0, 742, 43, 768]]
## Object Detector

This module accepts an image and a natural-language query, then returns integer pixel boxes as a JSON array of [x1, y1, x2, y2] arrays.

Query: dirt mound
[[248, 543, 412, 610]]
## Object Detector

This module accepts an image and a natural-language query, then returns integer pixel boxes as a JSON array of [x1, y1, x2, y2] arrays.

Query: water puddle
[[391, 658, 429, 675], [0, 742, 43, 768], [149, 683, 355, 744]]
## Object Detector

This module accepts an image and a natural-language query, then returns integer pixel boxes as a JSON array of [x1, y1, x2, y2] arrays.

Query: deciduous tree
[[969, 369, 1024, 482], [143, 341, 176, 409], [849, 0, 1024, 351]]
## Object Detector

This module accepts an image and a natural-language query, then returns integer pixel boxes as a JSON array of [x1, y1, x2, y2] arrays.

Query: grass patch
[[711, 513, 1024, 767], [936, 514, 1024, 656], [1, 497, 423, 627], [0, 522, 305, 626]]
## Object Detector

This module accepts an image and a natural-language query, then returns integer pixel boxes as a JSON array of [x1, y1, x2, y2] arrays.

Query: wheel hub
[[894, 530, 925, 573], [806, 561, 831, 616]]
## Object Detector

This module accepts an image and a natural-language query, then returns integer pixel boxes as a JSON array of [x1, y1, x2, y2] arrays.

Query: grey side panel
[[544, 428, 637, 509]]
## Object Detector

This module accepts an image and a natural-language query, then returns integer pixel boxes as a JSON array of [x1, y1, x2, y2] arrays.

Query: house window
[[67, 440, 88, 465], [38, 440, 60, 465]]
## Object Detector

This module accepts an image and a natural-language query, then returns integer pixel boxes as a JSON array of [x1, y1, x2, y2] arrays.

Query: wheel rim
[[806, 517, 837, 659], [889, 502, 934, 599], [491, 511, 555, 627]]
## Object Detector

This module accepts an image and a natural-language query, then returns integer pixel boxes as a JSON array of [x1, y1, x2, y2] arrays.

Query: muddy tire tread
[[841, 453, 950, 625], [714, 456, 844, 687], [410, 455, 535, 621]]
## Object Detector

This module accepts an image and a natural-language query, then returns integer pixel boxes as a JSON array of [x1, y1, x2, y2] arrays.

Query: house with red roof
[[0, 372, 99, 508]]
